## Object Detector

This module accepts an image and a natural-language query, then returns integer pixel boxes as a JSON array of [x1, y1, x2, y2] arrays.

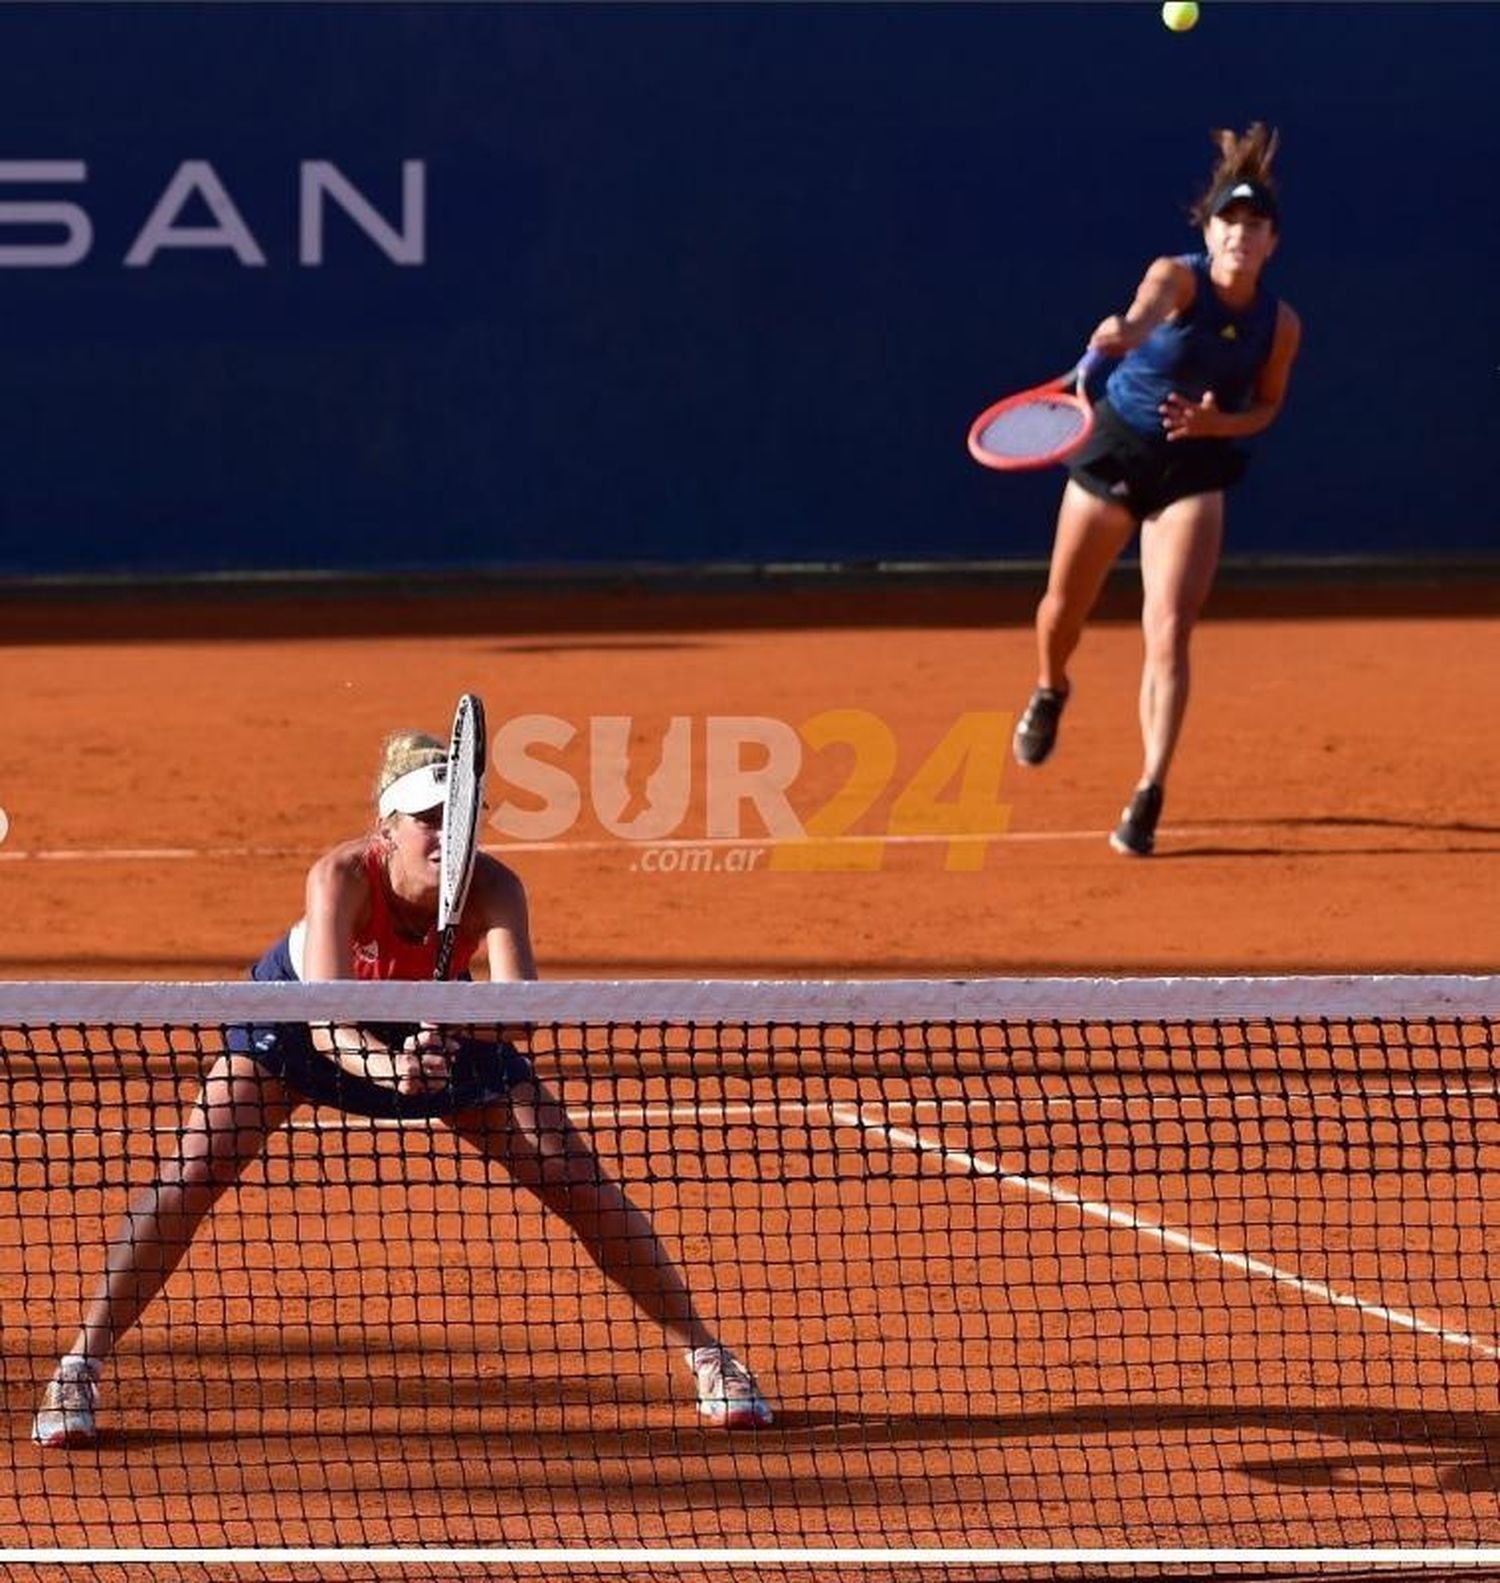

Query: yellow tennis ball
[[1161, 1, 1199, 30]]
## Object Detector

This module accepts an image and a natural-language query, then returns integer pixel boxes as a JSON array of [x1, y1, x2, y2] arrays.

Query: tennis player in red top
[[1011, 125, 1302, 855], [33, 729, 773, 1446]]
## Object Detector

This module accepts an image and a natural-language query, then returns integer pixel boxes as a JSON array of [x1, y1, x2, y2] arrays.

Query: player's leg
[[450, 1079, 711, 1343], [33, 1055, 294, 1446], [1111, 489, 1225, 855], [449, 1078, 773, 1426], [1017, 481, 1138, 765]]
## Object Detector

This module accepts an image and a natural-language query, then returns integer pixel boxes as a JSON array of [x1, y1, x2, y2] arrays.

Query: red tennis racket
[[967, 349, 1107, 472]]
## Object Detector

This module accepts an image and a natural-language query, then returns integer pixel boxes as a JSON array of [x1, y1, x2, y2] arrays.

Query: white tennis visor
[[378, 763, 448, 818]]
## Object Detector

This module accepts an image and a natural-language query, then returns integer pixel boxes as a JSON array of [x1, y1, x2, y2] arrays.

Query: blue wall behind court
[[0, 3, 1495, 577]]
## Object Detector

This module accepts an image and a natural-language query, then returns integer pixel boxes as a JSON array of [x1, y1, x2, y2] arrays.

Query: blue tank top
[[1105, 253, 1279, 437]]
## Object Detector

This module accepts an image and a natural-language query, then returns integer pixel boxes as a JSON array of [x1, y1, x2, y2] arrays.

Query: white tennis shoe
[[32, 1357, 101, 1449], [37, 1348, 776, 1443], [686, 1345, 773, 1429]]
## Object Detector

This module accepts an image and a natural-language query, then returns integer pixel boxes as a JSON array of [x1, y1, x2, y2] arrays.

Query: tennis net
[[1, 976, 1497, 1582]]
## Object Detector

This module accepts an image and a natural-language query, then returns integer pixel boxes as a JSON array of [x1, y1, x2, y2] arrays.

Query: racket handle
[[1075, 347, 1108, 385]]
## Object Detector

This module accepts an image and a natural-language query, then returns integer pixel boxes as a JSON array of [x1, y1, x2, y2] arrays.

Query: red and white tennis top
[[287, 844, 485, 980]]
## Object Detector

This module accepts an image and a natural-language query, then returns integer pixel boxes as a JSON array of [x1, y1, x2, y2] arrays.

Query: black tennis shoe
[[1012, 685, 1070, 767], [1110, 782, 1164, 857]]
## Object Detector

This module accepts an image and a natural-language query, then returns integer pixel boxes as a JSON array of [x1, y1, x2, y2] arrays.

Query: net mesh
[[974, 397, 1089, 461], [2, 978, 1497, 1582]]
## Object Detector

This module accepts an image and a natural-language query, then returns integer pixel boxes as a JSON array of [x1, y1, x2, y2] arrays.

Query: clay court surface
[[1, 580, 1497, 978], [1, 580, 1497, 1574]]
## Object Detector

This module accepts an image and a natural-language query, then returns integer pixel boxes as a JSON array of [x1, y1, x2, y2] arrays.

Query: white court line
[[0, 846, 290, 863], [9, 1548, 1500, 1568], [557, 1088, 1497, 1128], [481, 831, 1147, 853], [829, 1101, 1500, 1362], [0, 824, 1303, 862], [19, 1080, 1497, 1138], [594, 1085, 1500, 1126]]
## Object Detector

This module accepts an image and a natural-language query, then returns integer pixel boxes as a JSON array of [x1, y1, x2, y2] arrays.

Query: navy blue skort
[[224, 933, 535, 1121]]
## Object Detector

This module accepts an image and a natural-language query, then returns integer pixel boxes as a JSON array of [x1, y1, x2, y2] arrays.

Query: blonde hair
[[374, 730, 445, 807], [1191, 122, 1280, 227]]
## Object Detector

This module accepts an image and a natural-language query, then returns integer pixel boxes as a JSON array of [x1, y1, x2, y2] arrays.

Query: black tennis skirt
[[1068, 399, 1249, 520]]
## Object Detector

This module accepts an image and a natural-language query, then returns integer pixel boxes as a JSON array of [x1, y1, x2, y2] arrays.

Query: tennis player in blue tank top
[[1012, 125, 1303, 856]]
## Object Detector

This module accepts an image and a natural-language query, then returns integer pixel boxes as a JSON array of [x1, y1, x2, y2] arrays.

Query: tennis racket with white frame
[[967, 347, 1107, 471], [433, 692, 487, 983]]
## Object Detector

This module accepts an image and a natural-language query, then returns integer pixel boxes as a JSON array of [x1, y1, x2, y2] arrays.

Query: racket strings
[[438, 699, 485, 930], [976, 396, 1089, 461]]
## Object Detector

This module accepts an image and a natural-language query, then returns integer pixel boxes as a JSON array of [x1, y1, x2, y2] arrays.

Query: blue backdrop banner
[[1, 3, 1496, 576]]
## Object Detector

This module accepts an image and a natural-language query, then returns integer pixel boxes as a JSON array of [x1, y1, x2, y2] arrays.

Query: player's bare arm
[[1089, 257, 1194, 356]]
